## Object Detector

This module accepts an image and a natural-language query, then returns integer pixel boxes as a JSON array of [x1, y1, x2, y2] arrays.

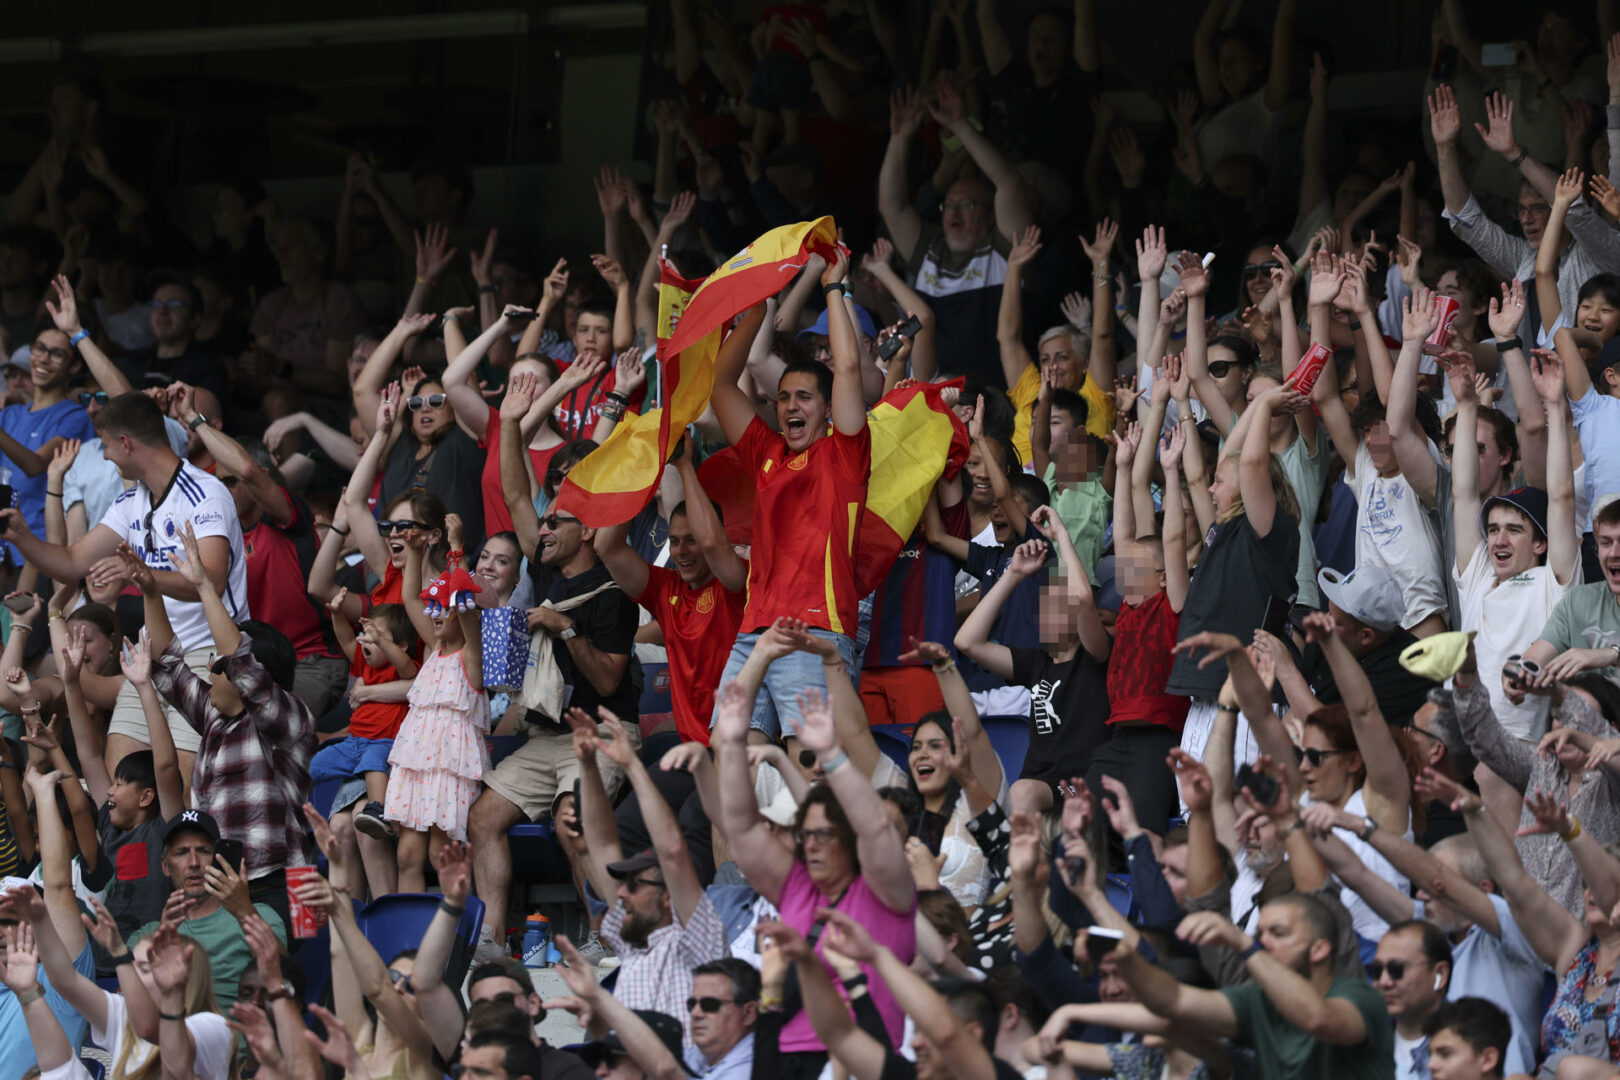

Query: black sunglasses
[[539, 513, 579, 530], [377, 520, 427, 536], [687, 996, 743, 1013], [1241, 261, 1282, 278], [1208, 360, 1246, 378], [406, 393, 447, 411], [76, 391, 109, 407], [1293, 746, 1354, 767], [388, 969, 414, 993], [1367, 959, 1412, 981], [621, 875, 666, 893]]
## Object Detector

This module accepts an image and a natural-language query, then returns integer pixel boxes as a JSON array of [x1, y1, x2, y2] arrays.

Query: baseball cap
[[162, 808, 221, 848], [4, 350, 29, 373], [798, 303, 878, 343], [1399, 631, 1476, 682], [605, 848, 660, 879], [469, 957, 535, 996], [1480, 486, 1548, 539], [1599, 336, 1620, 373], [578, 1010, 696, 1075], [1317, 565, 1403, 633]]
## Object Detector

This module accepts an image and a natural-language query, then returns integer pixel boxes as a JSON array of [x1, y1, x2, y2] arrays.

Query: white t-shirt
[[1300, 786, 1411, 943], [872, 754, 1007, 910], [1455, 544, 1576, 741], [90, 990, 234, 1080], [1348, 441, 1448, 629], [97, 460, 249, 652]]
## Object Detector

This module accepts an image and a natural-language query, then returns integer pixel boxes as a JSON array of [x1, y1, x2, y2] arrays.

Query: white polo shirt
[[98, 460, 248, 652]]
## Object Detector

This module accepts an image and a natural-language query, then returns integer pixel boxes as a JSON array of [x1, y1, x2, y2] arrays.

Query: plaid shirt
[[152, 635, 316, 877], [601, 891, 726, 1047]]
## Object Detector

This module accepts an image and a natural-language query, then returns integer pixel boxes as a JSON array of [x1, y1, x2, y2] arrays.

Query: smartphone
[[0, 485, 13, 533], [1261, 595, 1291, 641], [1481, 42, 1518, 66], [1235, 763, 1280, 808], [876, 314, 924, 362], [1084, 927, 1125, 964], [215, 837, 245, 870], [568, 779, 584, 837], [2, 595, 33, 615], [505, 308, 539, 324]]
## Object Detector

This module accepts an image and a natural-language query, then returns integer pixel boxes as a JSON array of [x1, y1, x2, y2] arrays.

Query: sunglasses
[[1367, 959, 1414, 981], [1293, 746, 1354, 767], [621, 875, 666, 893], [1208, 360, 1245, 378], [1241, 261, 1282, 278], [539, 513, 579, 530], [376, 520, 426, 536], [30, 340, 71, 363], [407, 393, 447, 411], [76, 391, 109, 407], [388, 969, 414, 993], [687, 996, 743, 1013]]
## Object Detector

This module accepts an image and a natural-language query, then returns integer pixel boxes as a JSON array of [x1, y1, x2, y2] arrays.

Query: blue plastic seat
[[981, 717, 1029, 778], [355, 892, 486, 989], [871, 729, 911, 772]]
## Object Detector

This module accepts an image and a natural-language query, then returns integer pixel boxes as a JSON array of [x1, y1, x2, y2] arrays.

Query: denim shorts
[[310, 736, 395, 783], [711, 628, 856, 740]]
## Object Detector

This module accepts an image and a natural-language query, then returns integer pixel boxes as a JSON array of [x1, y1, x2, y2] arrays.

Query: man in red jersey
[[706, 249, 869, 739], [594, 437, 747, 745]]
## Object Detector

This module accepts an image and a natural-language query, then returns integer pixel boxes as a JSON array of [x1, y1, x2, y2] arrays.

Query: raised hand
[[541, 258, 570, 305], [147, 922, 195, 994], [1592, 175, 1620, 218], [928, 73, 967, 129], [591, 253, 629, 291], [1167, 749, 1213, 813], [433, 839, 473, 906], [301, 802, 340, 864], [1006, 538, 1049, 578], [889, 85, 926, 139], [820, 907, 880, 963], [1173, 251, 1208, 298], [660, 191, 697, 238], [1135, 226, 1168, 282], [1530, 349, 1566, 404], [80, 897, 127, 956], [227, 1002, 282, 1072], [413, 222, 458, 283], [1099, 775, 1142, 838], [1401, 288, 1441, 343], [469, 228, 498, 286], [593, 165, 629, 217], [304, 1004, 365, 1073], [1081, 218, 1119, 268], [1553, 167, 1586, 209], [897, 637, 951, 666], [712, 680, 753, 744], [1307, 254, 1347, 307], [1413, 766, 1482, 815], [166, 521, 208, 589], [1516, 788, 1573, 837], [43, 275, 81, 336], [1474, 92, 1519, 158], [1008, 226, 1043, 270], [46, 439, 79, 485], [861, 236, 896, 278], [1487, 278, 1526, 339], [787, 688, 838, 755], [0, 922, 38, 996], [614, 349, 647, 396], [1427, 85, 1461, 146], [1059, 291, 1091, 329]]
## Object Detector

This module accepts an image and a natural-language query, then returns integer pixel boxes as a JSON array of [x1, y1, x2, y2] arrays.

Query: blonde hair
[[114, 937, 238, 1080], [1216, 454, 1301, 528]]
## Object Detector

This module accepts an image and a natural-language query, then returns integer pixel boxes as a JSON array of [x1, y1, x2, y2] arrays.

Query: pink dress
[[383, 647, 490, 839]]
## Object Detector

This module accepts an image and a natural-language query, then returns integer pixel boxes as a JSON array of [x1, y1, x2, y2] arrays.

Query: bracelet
[[1238, 940, 1264, 962], [15, 988, 43, 1007], [822, 282, 845, 297], [1091, 272, 1111, 283], [47, 612, 64, 622], [931, 659, 957, 675], [1494, 336, 1523, 354], [1561, 814, 1583, 843], [158, 1009, 186, 1021], [415, 276, 429, 285], [759, 994, 784, 1011], [45, 491, 61, 499], [600, 401, 626, 421], [478, 284, 498, 295], [330, 525, 350, 537], [106, 952, 135, 968], [11, 626, 28, 636], [842, 973, 869, 991], [606, 391, 630, 405], [1508, 148, 1528, 167], [1279, 819, 1304, 839], [1347, 319, 1362, 332], [68, 329, 89, 347], [19, 704, 40, 714], [820, 748, 849, 774], [437, 899, 465, 918]]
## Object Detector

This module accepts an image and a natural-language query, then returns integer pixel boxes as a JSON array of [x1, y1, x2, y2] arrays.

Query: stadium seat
[[355, 892, 485, 989], [981, 717, 1029, 778], [871, 728, 911, 772]]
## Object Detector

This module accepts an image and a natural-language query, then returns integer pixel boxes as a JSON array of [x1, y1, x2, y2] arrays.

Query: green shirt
[[132, 903, 286, 1009], [1221, 976, 1393, 1079], [1537, 580, 1620, 657], [1042, 463, 1109, 584]]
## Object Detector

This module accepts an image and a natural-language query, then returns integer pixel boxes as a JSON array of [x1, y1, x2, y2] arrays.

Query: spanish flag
[[698, 379, 970, 593], [557, 217, 840, 526]]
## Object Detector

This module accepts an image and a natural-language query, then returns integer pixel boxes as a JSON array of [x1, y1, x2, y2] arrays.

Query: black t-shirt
[[92, 805, 172, 972], [988, 60, 1098, 181], [529, 561, 642, 726], [1167, 513, 1300, 700], [1299, 630, 1439, 727], [879, 1041, 1024, 1080], [114, 343, 230, 403], [379, 426, 487, 551], [1009, 645, 1110, 783]]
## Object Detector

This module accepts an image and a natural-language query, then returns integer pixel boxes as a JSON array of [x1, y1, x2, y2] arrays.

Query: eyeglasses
[[407, 393, 447, 411], [539, 513, 579, 530], [1367, 959, 1416, 981], [621, 875, 666, 893], [152, 298, 190, 310], [1208, 361, 1244, 378], [388, 969, 415, 993], [546, 467, 567, 489], [1241, 261, 1282, 278], [376, 520, 426, 536], [795, 826, 840, 846], [1403, 723, 1445, 745], [1516, 203, 1551, 219], [30, 340, 70, 363], [939, 199, 977, 213], [1293, 746, 1354, 767], [76, 391, 109, 407], [687, 996, 742, 1013]]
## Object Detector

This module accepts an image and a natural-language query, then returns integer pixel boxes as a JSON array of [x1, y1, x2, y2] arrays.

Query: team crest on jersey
[[695, 586, 715, 613], [787, 453, 808, 471], [164, 518, 177, 538]]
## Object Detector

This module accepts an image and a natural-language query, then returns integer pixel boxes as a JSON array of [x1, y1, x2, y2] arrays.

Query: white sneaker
[[573, 932, 612, 966], [473, 928, 509, 965]]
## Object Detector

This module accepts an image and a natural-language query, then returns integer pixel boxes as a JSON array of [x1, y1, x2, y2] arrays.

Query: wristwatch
[[1358, 816, 1378, 842], [265, 980, 295, 1002], [558, 626, 578, 642], [188, 413, 209, 432]]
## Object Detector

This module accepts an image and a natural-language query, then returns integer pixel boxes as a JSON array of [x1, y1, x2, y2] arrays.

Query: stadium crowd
[[2, 0, 1620, 1077]]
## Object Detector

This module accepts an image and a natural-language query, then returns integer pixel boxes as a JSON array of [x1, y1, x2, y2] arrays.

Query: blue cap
[[1481, 486, 1548, 539], [799, 303, 878, 342]]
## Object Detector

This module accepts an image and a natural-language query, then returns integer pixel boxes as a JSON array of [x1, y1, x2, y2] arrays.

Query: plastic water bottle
[[521, 914, 550, 970]]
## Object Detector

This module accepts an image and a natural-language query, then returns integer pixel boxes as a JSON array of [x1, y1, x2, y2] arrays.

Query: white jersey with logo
[[98, 461, 249, 652]]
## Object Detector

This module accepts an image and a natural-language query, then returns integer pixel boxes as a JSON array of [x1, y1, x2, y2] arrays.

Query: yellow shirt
[[1010, 364, 1115, 467]]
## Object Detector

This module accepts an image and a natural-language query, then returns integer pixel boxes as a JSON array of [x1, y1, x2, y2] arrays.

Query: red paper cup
[[1423, 294, 1460, 355], [1285, 342, 1333, 399], [286, 865, 327, 939]]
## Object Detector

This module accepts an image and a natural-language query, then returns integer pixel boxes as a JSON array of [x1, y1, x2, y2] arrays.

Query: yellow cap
[[1399, 631, 1475, 682]]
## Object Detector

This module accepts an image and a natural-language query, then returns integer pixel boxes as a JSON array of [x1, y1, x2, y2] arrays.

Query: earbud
[[1433, 972, 1444, 991]]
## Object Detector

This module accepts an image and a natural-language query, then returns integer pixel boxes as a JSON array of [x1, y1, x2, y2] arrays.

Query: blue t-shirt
[[0, 400, 95, 561], [0, 938, 95, 1080]]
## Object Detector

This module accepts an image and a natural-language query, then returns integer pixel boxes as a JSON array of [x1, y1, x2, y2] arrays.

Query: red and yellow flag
[[697, 379, 969, 591], [558, 217, 839, 525]]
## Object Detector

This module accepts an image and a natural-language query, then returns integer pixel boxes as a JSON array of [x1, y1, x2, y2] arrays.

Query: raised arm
[[954, 540, 1047, 680], [1110, 929, 1239, 1036], [1031, 506, 1110, 662], [593, 521, 651, 605], [672, 443, 748, 593], [344, 386, 402, 575], [353, 315, 435, 439], [1387, 290, 1443, 505], [1177, 253, 1235, 435], [1537, 169, 1583, 330], [821, 252, 867, 436], [711, 304, 771, 446], [1530, 349, 1580, 585], [1447, 355, 1486, 574], [998, 228, 1041, 390], [44, 275, 133, 396], [599, 709, 706, 924], [1427, 85, 1473, 218], [23, 766, 86, 955], [879, 87, 927, 262], [714, 638, 800, 904], [440, 310, 516, 440], [1239, 384, 1293, 538], [928, 77, 1033, 240]]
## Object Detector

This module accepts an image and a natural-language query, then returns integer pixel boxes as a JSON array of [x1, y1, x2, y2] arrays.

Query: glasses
[[30, 340, 70, 363], [407, 394, 447, 411], [152, 298, 190, 310], [388, 969, 414, 993], [377, 520, 426, 536], [1516, 203, 1551, 219], [939, 198, 977, 213], [621, 876, 666, 893], [1241, 261, 1282, 278], [1208, 361, 1244, 378], [76, 391, 109, 407], [1293, 746, 1354, 768], [546, 467, 566, 489], [1367, 959, 1416, 981], [539, 513, 579, 530], [795, 826, 840, 846], [687, 996, 742, 1013], [1404, 724, 1445, 745]]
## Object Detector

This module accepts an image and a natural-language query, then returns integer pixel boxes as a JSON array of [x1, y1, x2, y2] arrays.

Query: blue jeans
[[711, 628, 856, 739]]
